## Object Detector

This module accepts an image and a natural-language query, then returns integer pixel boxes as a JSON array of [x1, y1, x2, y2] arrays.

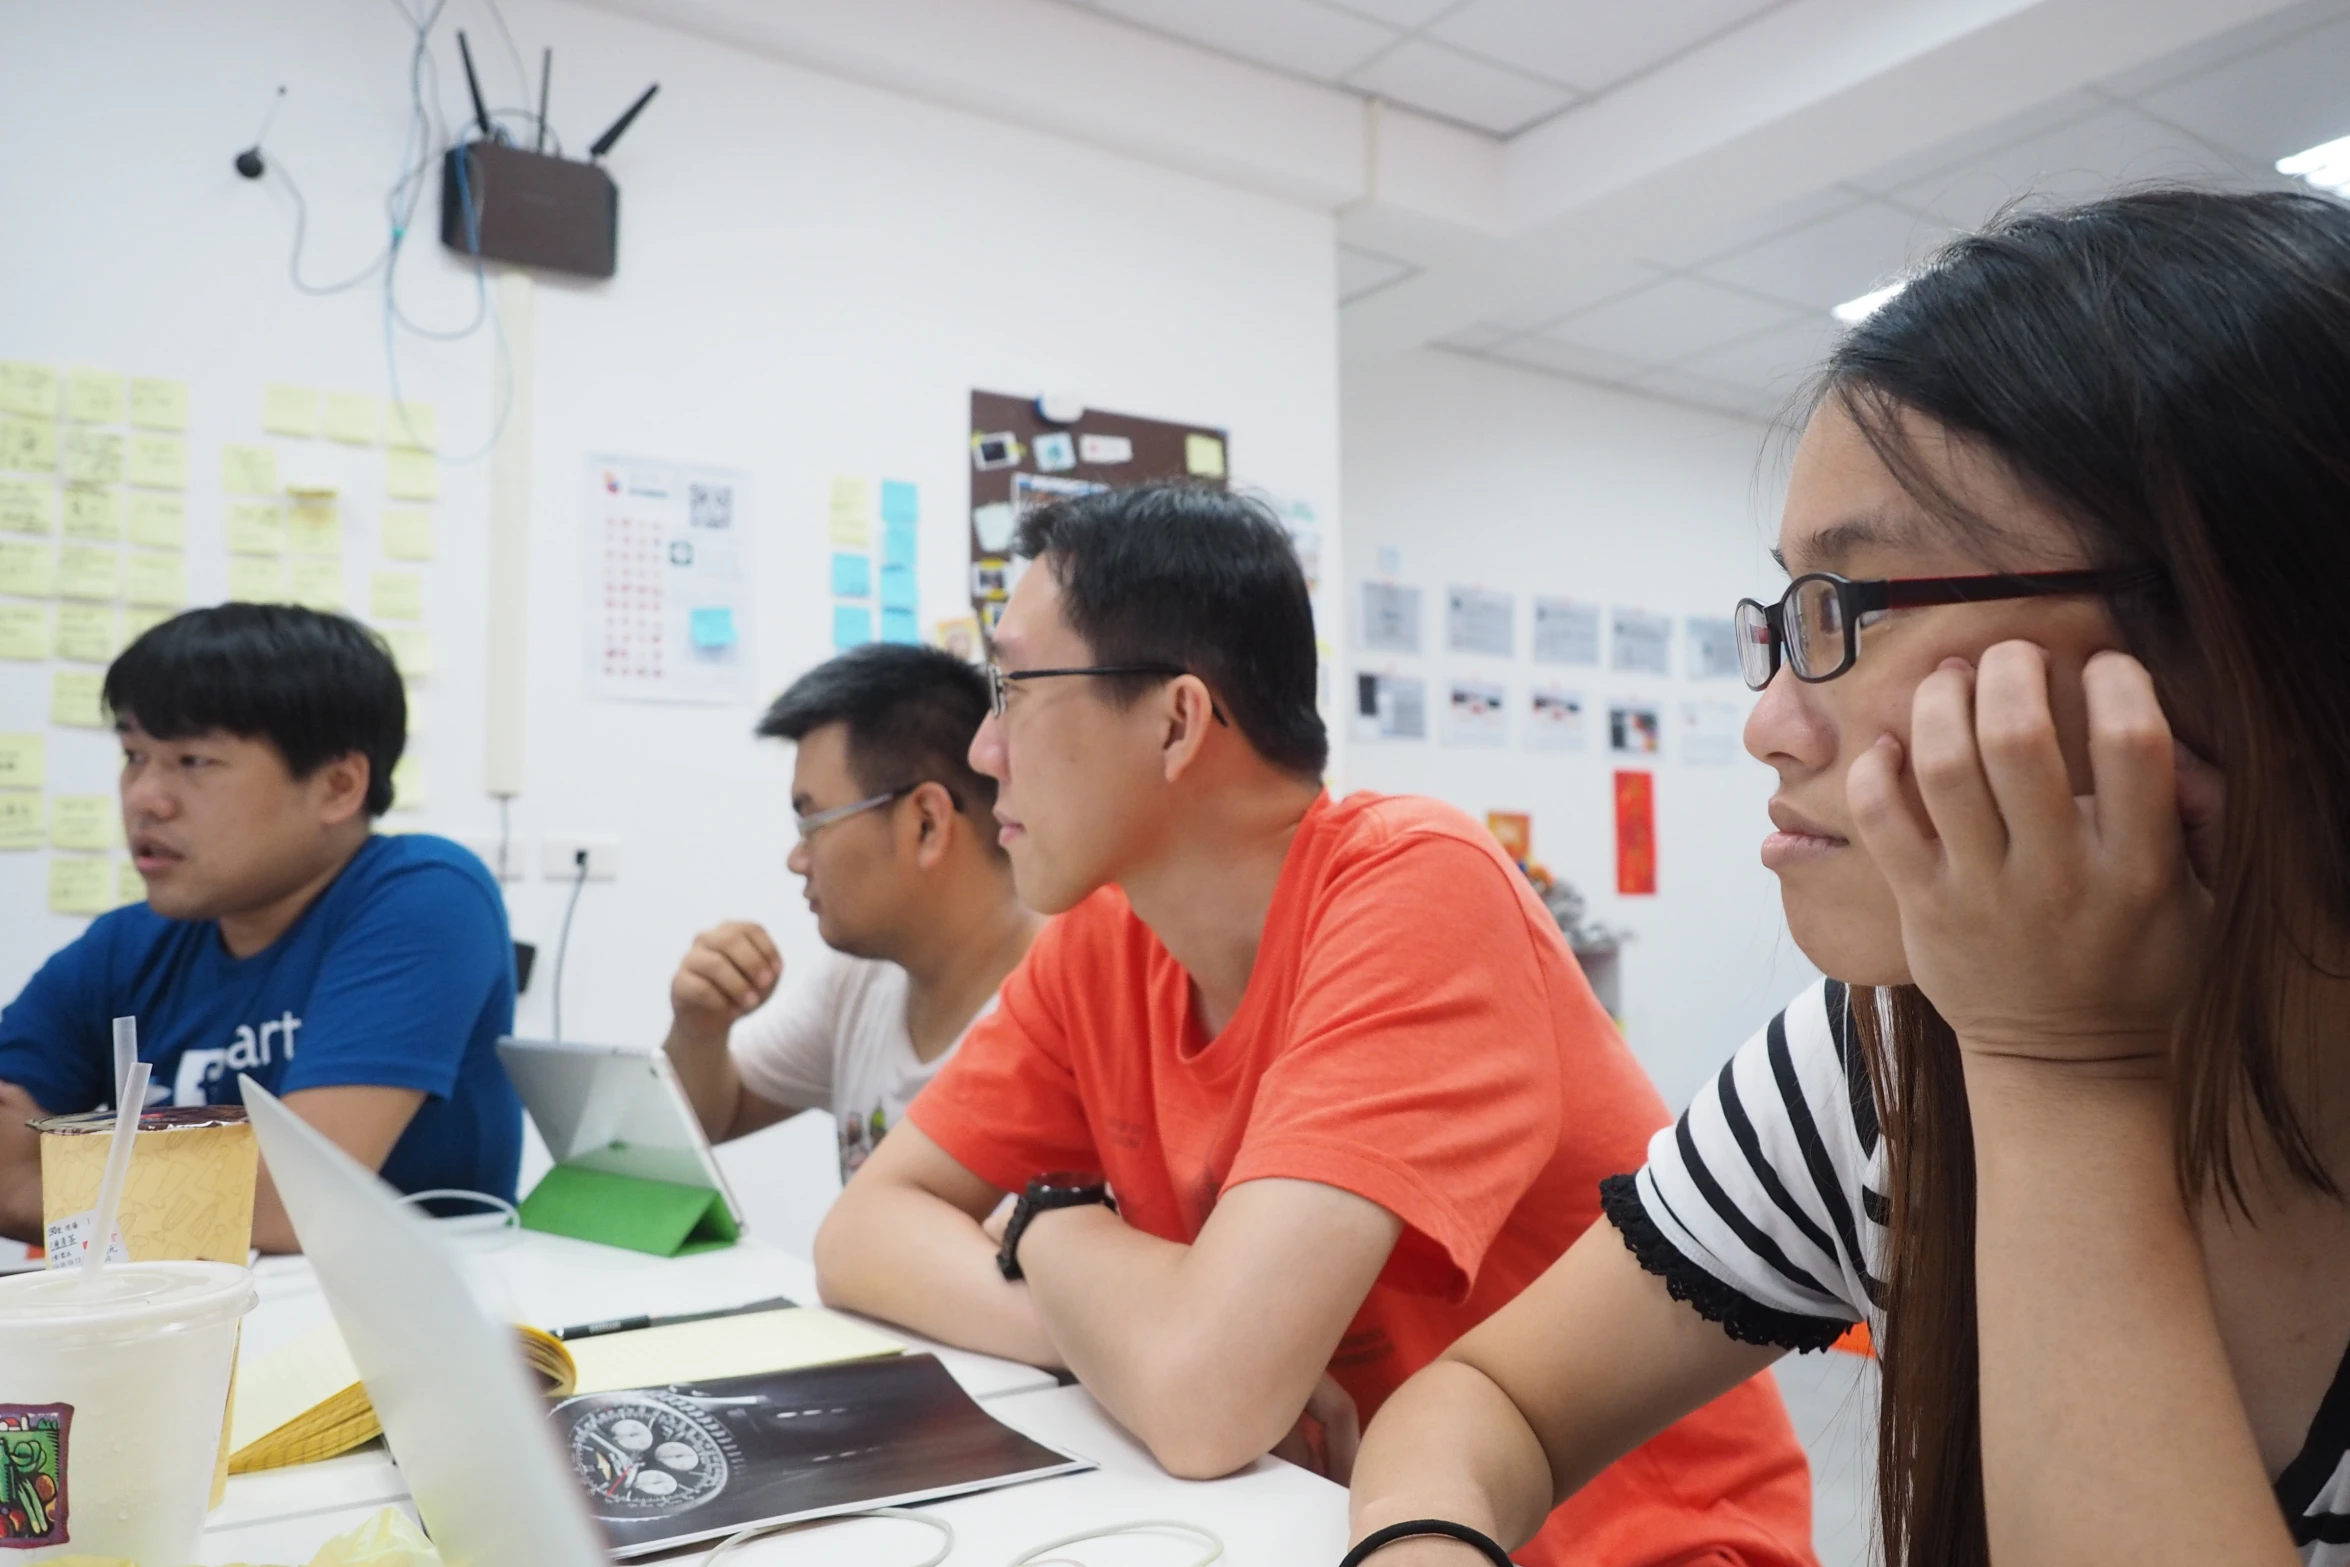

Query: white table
[[202, 1230, 1345, 1564]]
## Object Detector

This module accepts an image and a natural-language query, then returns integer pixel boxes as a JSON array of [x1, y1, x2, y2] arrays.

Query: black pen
[[551, 1295, 796, 1342]]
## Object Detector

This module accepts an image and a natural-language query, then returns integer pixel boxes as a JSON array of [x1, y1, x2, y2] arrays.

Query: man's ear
[[1159, 676, 1220, 784], [907, 780, 961, 870], [314, 751, 373, 827]]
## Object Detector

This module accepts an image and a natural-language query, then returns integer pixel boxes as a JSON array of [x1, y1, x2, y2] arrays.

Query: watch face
[[560, 1390, 738, 1518]]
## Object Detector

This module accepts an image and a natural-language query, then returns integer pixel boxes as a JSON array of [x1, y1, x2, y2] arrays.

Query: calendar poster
[[586, 455, 754, 705]]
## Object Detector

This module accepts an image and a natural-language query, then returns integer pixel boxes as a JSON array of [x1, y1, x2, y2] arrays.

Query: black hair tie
[[1338, 1519, 1515, 1567]]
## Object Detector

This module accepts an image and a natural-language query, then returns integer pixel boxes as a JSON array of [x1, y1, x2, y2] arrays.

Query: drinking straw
[[111, 1015, 136, 1106], [78, 1059, 151, 1289]]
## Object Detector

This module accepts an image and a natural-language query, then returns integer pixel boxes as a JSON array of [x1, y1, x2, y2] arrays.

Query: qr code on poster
[[689, 482, 735, 531]]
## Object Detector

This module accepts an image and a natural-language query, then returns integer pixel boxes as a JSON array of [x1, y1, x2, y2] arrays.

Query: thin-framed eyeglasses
[[794, 784, 918, 841], [986, 662, 1226, 724], [1733, 569, 2157, 691]]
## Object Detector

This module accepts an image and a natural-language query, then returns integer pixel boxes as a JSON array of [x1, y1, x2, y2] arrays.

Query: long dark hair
[[1818, 189, 2350, 1565]]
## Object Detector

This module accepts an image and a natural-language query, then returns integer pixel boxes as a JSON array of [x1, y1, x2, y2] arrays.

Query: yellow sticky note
[[128, 377, 188, 432], [0, 793, 40, 851], [829, 477, 873, 547], [380, 627, 431, 679], [126, 432, 186, 490], [389, 754, 424, 811], [117, 858, 145, 907], [289, 558, 344, 611], [323, 393, 379, 445], [380, 507, 434, 561], [227, 557, 289, 603], [54, 602, 118, 663], [262, 385, 318, 438], [121, 607, 172, 644], [287, 498, 342, 555], [48, 856, 111, 916], [0, 603, 46, 660], [225, 502, 284, 555], [384, 448, 437, 502], [50, 795, 119, 852], [0, 736, 43, 790], [222, 445, 277, 496], [55, 546, 121, 602], [368, 570, 424, 622], [51, 670, 107, 728], [61, 487, 120, 541], [1184, 432, 1226, 478], [60, 429, 123, 486], [0, 418, 57, 475], [67, 370, 125, 425], [0, 541, 56, 598], [0, 478, 55, 536], [124, 551, 184, 609], [386, 401, 437, 451], [0, 364, 58, 420], [126, 492, 185, 549]]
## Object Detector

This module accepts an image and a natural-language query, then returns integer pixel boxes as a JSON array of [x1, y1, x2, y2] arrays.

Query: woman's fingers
[[2081, 651, 2181, 865], [1847, 733, 1940, 888], [1907, 658, 2009, 872], [1969, 641, 2080, 865]]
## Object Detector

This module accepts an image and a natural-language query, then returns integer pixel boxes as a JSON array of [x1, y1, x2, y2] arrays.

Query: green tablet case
[[517, 1162, 740, 1257]]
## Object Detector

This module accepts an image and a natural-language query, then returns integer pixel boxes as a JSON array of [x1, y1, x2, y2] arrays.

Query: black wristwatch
[[996, 1171, 1115, 1281]]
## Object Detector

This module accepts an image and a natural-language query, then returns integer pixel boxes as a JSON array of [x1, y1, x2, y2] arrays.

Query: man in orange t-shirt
[[814, 485, 1814, 1566]]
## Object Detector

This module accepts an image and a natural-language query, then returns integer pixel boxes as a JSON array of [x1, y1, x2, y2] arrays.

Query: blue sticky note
[[879, 480, 918, 526], [832, 604, 872, 648], [830, 552, 871, 598], [880, 608, 919, 645], [689, 606, 737, 650], [881, 519, 917, 570], [878, 563, 917, 612]]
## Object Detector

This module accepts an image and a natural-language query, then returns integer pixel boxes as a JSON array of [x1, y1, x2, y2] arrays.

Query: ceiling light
[[1831, 281, 1906, 325], [2278, 134, 2350, 195]]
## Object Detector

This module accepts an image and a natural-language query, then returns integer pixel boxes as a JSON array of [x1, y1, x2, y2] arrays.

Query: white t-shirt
[[727, 953, 989, 1182]]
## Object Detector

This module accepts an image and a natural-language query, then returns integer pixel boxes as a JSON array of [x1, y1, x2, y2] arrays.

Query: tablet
[[497, 1038, 746, 1232]]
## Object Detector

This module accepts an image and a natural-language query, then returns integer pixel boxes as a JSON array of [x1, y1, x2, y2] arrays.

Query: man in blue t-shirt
[[0, 605, 521, 1251]]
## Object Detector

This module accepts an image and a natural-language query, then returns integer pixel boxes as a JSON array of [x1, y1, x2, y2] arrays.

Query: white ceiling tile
[[1674, 317, 1844, 399], [1433, 321, 1515, 352], [2097, 0, 2350, 100], [1649, 187, 1865, 270], [1091, 0, 1397, 81], [1888, 105, 2258, 231], [1692, 200, 1956, 311], [1843, 93, 2109, 199], [1619, 364, 1784, 421], [1430, 0, 1779, 93], [1338, 244, 1417, 302], [2130, 16, 2350, 168], [1344, 38, 1580, 134], [1317, 0, 1465, 28], [1541, 276, 1803, 364], [1479, 335, 1647, 384]]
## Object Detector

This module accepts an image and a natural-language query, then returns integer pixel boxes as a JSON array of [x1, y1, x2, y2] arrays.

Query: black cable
[[550, 849, 588, 1044]]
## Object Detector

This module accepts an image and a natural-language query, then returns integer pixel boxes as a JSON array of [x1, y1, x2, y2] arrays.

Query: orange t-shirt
[[909, 790, 1814, 1567]]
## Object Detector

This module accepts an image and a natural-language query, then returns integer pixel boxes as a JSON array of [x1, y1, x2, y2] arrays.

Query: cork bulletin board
[[966, 389, 1227, 634]]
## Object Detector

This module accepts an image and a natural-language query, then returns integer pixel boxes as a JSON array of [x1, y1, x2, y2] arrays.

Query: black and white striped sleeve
[[1599, 979, 1888, 1353]]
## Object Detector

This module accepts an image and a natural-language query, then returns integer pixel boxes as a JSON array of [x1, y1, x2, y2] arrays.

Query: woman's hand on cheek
[[1845, 642, 2208, 1077]]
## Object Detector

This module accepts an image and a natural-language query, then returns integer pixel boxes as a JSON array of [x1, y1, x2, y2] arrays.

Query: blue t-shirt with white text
[[0, 833, 522, 1201]]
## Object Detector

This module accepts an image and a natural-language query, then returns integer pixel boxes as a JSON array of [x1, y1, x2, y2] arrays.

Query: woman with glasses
[[1341, 189, 2350, 1567]]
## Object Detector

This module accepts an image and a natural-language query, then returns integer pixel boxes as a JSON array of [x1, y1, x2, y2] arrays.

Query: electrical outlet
[[542, 837, 622, 882], [455, 834, 528, 883]]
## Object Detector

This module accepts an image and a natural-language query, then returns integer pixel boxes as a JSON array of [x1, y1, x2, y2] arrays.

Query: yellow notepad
[[564, 1306, 902, 1395]]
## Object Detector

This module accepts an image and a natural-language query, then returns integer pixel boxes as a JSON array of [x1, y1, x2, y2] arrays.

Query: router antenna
[[534, 47, 551, 154], [455, 30, 496, 142], [589, 82, 658, 162]]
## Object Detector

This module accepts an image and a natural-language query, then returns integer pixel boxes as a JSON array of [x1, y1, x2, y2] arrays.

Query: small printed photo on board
[[1526, 688, 1587, 751], [1533, 597, 1601, 666], [972, 501, 1015, 554], [1033, 431, 1076, 473], [1442, 677, 1508, 746], [1010, 472, 1104, 527], [1078, 432, 1132, 464], [971, 558, 1011, 601], [1359, 581, 1421, 655], [1680, 699, 1740, 765], [933, 616, 982, 663], [1446, 586, 1513, 657], [1687, 616, 1743, 681], [1609, 699, 1662, 756], [970, 431, 1022, 471], [1353, 672, 1427, 742], [1611, 609, 1673, 675]]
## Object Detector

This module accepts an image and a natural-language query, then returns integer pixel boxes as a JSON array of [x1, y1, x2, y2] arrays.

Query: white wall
[[0, 1, 1343, 1063], [1340, 349, 1818, 1109]]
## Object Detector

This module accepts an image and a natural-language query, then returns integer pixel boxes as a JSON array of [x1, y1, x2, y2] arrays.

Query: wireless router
[[439, 33, 656, 280]]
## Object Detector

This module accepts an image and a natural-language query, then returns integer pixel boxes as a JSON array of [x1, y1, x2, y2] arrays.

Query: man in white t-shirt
[[662, 645, 1041, 1180]]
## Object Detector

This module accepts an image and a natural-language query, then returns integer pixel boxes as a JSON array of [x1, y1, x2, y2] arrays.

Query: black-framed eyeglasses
[[1733, 569, 2155, 691], [794, 782, 960, 841], [985, 662, 1227, 724]]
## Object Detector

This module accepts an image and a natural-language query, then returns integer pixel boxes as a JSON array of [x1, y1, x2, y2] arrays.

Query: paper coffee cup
[[36, 1106, 258, 1267], [0, 1260, 252, 1561]]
